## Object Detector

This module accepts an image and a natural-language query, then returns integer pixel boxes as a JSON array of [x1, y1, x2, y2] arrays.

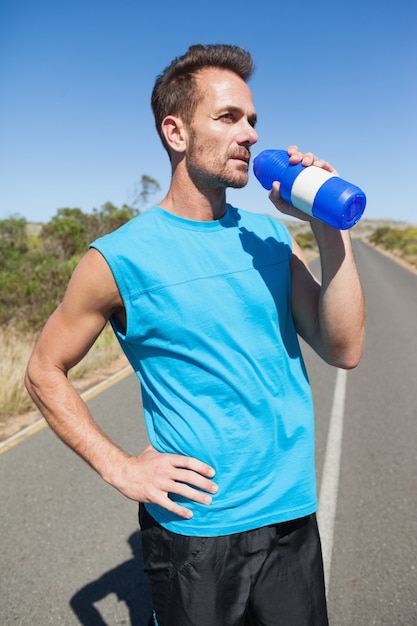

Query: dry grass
[[0, 322, 124, 426]]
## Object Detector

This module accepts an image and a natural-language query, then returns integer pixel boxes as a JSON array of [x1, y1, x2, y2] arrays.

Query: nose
[[238, 120, 258, 147], [247, 124, 258, 146]]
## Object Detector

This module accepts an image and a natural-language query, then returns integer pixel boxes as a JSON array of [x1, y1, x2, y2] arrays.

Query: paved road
[[1, 241, 416, 625]]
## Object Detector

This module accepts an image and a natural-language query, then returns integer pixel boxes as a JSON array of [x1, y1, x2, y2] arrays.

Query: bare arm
[[25, 248, 217, 518], [269, 146, 366, 369]]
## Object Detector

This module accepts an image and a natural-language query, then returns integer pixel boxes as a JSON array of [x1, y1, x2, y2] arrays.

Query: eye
[[219, 113, 234, 122]]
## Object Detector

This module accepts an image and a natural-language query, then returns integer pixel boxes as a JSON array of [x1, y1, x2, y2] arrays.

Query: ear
[[161, 115, 188, 154]]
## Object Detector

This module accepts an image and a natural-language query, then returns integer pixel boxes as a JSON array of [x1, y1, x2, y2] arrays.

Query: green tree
[[129, 174, 161, 211], [0, 216, 28, 271], [87, 202, 137, 241], [0, 217, 29, 324], [40, 209, 88, 260], [0, 174, 161, 329]]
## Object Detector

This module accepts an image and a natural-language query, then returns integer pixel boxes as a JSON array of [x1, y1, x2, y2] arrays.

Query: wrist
[[311, 220, 350, 247], [99, 447, 131, 488]]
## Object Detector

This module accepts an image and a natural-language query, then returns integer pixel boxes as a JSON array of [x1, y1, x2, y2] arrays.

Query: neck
[[160, 162, 227, 222], [160, 189, 227, 222]]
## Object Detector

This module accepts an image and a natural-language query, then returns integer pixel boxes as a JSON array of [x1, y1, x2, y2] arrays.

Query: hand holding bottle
[[253, 146, 366, 230]]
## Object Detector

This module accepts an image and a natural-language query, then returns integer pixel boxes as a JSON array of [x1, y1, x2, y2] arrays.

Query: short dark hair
[[151, 44, 255, 154]]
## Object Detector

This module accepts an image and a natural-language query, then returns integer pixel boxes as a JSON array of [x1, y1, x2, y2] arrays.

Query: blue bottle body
[[253, 149, 366, 230]]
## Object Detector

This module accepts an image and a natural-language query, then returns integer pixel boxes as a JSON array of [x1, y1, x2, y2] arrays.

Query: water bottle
[[253, 149, 366, 230]]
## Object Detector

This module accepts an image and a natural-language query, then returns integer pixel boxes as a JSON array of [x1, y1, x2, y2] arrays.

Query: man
[[26, 44, 365, 625]]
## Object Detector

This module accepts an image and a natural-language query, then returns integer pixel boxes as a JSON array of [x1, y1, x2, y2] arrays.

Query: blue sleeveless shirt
[[91, 205, 317, 536]]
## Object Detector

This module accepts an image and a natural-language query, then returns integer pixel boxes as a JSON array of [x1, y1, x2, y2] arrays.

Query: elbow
[[326, 350, 362, 370], [336, 350, 363, 370], [326, 332, 365, 370], [25, 354, 47, 404], [24, 359, 38, 401]]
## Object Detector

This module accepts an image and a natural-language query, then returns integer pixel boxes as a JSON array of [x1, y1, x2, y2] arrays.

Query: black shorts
[[139, 505, 328, 626]]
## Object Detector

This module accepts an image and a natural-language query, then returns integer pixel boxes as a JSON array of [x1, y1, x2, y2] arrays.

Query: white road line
[[317, 367, 348, 593]]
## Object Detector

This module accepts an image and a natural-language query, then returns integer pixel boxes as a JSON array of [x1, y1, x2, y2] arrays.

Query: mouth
[[231, 153, 250, 166], [231, 149, 250, 164]]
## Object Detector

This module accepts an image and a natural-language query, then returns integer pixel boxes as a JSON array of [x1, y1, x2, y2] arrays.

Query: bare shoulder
[[63, 248, 123, 316], [27, 249, 124, 375]]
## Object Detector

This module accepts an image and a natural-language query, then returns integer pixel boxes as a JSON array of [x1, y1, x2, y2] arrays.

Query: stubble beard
[[186, 135, 249, 190]]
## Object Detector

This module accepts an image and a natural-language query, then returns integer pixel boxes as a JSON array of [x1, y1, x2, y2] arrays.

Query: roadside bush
[[369, 226, 417, 267], [295, 231, 315, 250], [0, 175, 160, 420], [0, 204, 138, 330]]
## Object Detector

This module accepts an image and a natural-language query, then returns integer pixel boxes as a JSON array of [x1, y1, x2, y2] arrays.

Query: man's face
[[185, 68, 258, 190]]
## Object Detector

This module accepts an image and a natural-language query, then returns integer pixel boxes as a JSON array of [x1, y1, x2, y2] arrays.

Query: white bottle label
[[291, 167, 335, 215]]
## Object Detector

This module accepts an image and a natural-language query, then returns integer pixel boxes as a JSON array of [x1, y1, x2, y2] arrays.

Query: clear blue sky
[[1, 0, 416, 224]]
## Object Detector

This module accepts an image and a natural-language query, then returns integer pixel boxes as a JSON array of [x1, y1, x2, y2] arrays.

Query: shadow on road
[[70, 531, 153, 625]]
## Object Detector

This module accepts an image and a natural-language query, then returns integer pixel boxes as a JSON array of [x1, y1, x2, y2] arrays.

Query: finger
[[172, 454, 216, 479], [269, 181, 286, 206], [269, 182, 311, 222], [311, 158, 337, 174], [171, 481, 215, 506], [300, 152, 316, 166], [155, 494, 195, 520], [289, 151, 336, 174], [287, 144, 299, 156], [143, 447, 216, 480], [174, 468, 218, 494], [141, 481, 203, 519], [288, 146, 320, 167], [152, 489, 212, 520], [288, 150, 311, 165]]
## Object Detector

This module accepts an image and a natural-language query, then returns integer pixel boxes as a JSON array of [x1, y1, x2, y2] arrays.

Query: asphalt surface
[[1, 240, 416, 625]]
